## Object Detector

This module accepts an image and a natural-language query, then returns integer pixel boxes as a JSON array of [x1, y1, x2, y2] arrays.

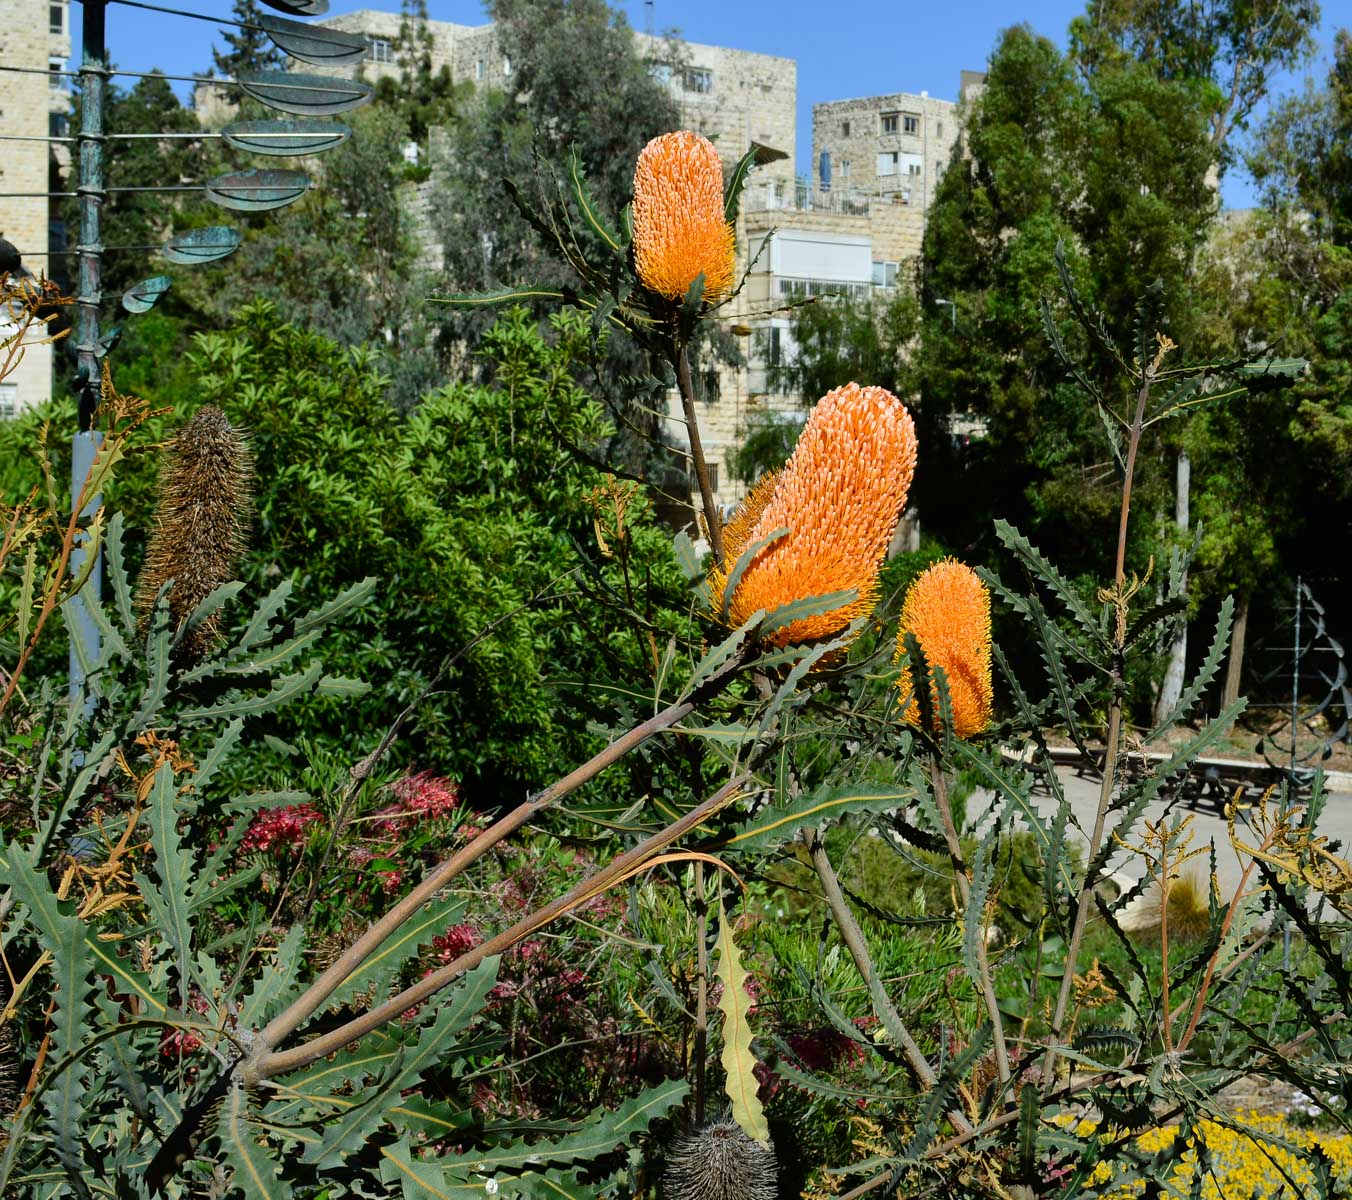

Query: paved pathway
[[968, 765, 1352, 910]]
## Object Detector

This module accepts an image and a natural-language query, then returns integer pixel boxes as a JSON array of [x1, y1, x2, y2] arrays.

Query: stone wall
[[0, 0, 71, 415], [812, 90, 959, 212]]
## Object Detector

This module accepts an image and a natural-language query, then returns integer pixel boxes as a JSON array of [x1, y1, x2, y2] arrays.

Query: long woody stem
[[1045, 369, 1154, 1075], [930, 759, 1011, 1083], [247, 775, 748, 1081], [675, 343, 723, 563], [258, 652, 747, 1057]]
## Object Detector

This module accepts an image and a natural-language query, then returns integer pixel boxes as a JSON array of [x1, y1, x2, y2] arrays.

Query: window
[[908, 161, 922, 177], [475, 59, 485, 80], [49, 112, 68, 138], [649, 62, 672, 86], [872, 261, 898, 288], [706, 462, 719, 492], [842, 119, 851, 136], [839, 159, 850, 182], [876, 151, 898, 176], [881, 112, 899, 134], [701, 366, 720, 403], [49, 57, 64, 88], [936, 120, 943, 138], [768, 326, 782, 367], [50, 4, 62, 33], [683, 66, 712, 93], [903, 114, 920, 135], [0, 384, 17, 421]]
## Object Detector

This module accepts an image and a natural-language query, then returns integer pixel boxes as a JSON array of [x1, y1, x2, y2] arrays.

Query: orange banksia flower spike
[[895, 559, 993, 739], [709, 383, 918, 646], [632, 130, 736, 304]]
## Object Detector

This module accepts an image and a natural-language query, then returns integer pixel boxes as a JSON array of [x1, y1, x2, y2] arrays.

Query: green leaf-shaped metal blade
[[259, 14, 366, 65], [223, 118, 351, 156], [238, 70, 373, 115], [206, 168, 309, 212], [162, 226, 241, 264], [257, 0, 329, 15], [121, 274, 171, 313]]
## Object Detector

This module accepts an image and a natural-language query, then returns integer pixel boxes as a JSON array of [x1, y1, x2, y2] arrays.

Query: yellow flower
[[895, 559, 993, 739], [710, 383, 918, 646], [632, 130, 736, 304]]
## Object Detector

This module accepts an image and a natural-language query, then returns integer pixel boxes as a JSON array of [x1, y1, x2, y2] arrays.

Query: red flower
[[242, 803, 322, 854]]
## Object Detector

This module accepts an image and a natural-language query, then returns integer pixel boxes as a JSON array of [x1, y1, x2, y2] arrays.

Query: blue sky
[[75, 0, 1344, 209]]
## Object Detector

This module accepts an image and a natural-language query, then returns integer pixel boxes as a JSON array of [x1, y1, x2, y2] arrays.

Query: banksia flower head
[[633, 131, 736, 304], [135, 405, 253, 660], [663, 1115, 777, 1200], [895, 559, 993, 739], [709, 383, 918, 646]]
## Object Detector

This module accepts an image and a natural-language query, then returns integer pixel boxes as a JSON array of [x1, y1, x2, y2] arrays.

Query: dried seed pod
[[135, 405, 253, 661], [663, 1114, 777, 1200]]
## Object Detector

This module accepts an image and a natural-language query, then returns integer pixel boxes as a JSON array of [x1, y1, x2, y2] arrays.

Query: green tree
[[211, 0, 284, 77], [1069, 0, 1320, 159], [428, 0, 691, 477], [178, 303, 691, 804], [914, 26, 1213, 575]]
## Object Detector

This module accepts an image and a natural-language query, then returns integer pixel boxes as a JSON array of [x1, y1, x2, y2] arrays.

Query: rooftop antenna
[[645, 0, 654, 36]]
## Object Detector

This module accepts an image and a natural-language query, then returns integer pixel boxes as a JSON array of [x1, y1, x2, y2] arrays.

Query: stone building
[[0, 0, 72, 417], [314, 12, 797, 191], [683, 74, 983, 511]]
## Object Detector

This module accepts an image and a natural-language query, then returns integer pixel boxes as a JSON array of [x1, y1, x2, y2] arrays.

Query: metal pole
[[69, 0, 109, 713]]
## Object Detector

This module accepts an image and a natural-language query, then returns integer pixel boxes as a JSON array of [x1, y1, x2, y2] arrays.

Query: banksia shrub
[[663, 1115, 777, 1200], [135, 405, 253, 660], [709, 383, 917, 646], [633, 130, 736, 304], [895, 559, 993, 739]]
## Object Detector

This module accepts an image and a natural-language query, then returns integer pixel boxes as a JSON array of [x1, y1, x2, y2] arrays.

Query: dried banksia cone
[[709, 383, 918, 646], [663, 1115, 777, 1200], [135, 405, 253, 660], [633, 130, 736, 304], [895, 558, 993, 739]]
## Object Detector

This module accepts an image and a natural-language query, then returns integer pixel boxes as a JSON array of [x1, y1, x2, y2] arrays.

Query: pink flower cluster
[[242, 803, 323, 854], [432, 923, 479, 962], [372, 770, 466, 836]]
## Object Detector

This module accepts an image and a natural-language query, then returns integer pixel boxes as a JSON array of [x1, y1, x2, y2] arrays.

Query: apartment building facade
[[0, 0, 73, 417]]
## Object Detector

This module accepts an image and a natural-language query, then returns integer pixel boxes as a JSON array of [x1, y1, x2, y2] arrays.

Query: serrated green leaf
[[724, 144, 761, 222], [240, 924, 306, 1027], [724, 782, 913, 853], [994, 521, 1107, 650], [302, 957, 499, 1167], [4, 841, 94, 1196], [142, 763, 194, 1007], [172, 580, 247, 655], [1147, 595, 1233, 741], [323, 892, 467, 1013], [232, 578, 293, 654], [568, 145, 621, 251], [438, 1078, 689, 1177], [291, 576, 376, 636], [379, 1141, 481, 1198], [720, 527, 788, 624], [219, 1083, 288, 1200], [105, 512, 138, 642], [715, 902, 769, 1144], [176, 663, 324, 723], [429, 286, 568, 308], [17, 542, 37, 649], [759, 587, 858, 642], [315, 674, 372, 697]]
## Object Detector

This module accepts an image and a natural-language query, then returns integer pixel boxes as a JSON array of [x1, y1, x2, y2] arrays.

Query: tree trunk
[[1221, 591, 1250, 712], [1154, 450, 1190, 726]]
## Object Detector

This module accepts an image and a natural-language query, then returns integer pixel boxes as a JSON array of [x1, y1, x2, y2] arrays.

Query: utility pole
[[69, 0, 110, 713], [1153, 449, 1189, 725]]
